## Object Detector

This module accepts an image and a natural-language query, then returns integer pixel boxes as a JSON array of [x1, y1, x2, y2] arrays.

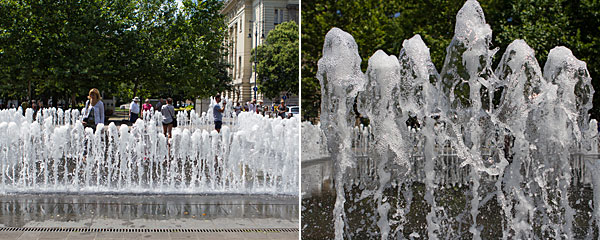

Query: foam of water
[[309, 0, 597, 238], [0, 107, 298, 195], [317, 27, 366, 240]]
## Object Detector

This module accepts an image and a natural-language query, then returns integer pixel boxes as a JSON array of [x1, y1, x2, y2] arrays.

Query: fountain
[[0, 99, 299, 195], [302, 0, 598, 239]]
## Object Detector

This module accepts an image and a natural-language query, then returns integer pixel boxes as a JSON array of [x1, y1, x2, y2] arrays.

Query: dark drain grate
[[0, 227, 298, 233]]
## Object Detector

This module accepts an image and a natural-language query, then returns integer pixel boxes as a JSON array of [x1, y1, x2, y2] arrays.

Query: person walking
[[82, 88, 105, 130], [213, 95, 226, 133], [277, 99, 287, 119], [161, 98, 175, 138], [142, 99, 152, 119], [129, 97, 140, 123], [256, 100, 264, 115], [156, 98, 163, 112], [234, 102, 242, 116], [31, 100, 39, 120], [248, 99, 256, 113]]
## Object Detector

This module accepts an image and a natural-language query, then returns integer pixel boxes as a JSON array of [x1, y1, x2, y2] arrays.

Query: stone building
[[220, 0, 299, 106]]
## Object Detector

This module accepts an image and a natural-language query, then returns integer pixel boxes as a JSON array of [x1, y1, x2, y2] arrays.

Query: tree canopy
[[302, 0, 600, 122], [0, 0, 230, 106], [252, 21, 299, 100]]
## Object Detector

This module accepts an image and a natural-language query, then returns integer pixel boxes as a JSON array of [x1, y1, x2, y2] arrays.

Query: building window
[[274, 9, 284, 26]]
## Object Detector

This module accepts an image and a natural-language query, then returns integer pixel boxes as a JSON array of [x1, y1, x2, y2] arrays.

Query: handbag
[[82, 101, 89, 126], [82, 101, 90, 126]]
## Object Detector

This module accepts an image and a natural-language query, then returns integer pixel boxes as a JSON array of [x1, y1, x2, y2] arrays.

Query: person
[[156, 98, 163, 112], [213, 95, 226, 133], [256, 100, 264, 115], [234, 102, 242, 116], [277, 99, 287, 118], [271, 103, 276, 117], [129, 97, 140, 123], [31, 100, 38, 120], [248, 99, 256, 113], [142, 99, 152, 119], [82, 88, 105, 130], [161, 98, 175, 138]]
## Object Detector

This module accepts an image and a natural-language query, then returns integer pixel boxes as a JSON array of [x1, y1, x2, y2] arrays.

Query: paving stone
[[139, 232, 169, 239], [66, 232, 96, 240], [37, 231, 69, 239], [94, 232, 124, 240], [16, 231, 39, 240], [197, 232, 244, 240], [266, 232, 299, 240], [168, 232, 198, 239], [0, 231, 23, 240], [121, 232, 145, 239], [238, 232, 269, 240]]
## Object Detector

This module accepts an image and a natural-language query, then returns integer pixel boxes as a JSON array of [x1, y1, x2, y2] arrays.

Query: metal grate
[[0, 227, 298, 233]]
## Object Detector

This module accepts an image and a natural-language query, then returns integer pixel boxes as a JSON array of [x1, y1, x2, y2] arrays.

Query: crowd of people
[[4, 88, 295, 138], [127, 97, 177, 138], [83, 93, 176, 143], [233, 99, 292, 119], [126, 95, 292, 137], [0, 103, 16, 110]]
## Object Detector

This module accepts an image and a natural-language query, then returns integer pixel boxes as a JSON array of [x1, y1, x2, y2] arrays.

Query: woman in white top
[[82, 88, 105, 130]]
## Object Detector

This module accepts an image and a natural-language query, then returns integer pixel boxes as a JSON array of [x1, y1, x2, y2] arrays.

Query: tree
[[492, 0, 600, 120], [301, 0, 395, 121], [0, 0, 231, 107], [301, 0, 600, 122], [252, 21, 299, 100], [0, 0, 137, 105], [165, 0, 232, 100]]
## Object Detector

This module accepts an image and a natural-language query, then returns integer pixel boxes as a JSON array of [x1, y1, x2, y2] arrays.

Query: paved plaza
[[0, 194, 298, 240]]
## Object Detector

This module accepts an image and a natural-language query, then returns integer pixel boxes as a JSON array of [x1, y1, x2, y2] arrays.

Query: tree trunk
[[138, 85, 143, 100], [27, 79, 31, 103], [71, 93, 77, 109], [132, 81, 139, 99]]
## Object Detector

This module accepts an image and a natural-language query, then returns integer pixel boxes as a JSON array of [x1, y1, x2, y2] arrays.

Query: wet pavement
[[0, 194, 299, 239]]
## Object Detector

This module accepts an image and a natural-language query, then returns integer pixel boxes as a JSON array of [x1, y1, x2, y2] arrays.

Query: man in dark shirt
[[156, 98, 164, 113]]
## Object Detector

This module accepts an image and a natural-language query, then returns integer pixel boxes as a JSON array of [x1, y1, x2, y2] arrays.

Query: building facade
[[221, 0, 299, 106]]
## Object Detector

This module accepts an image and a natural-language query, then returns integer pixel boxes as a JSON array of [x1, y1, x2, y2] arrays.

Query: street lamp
[[249, 20, 264, 102], [247, 21, 256, 102], [253, 22, 258, 102]]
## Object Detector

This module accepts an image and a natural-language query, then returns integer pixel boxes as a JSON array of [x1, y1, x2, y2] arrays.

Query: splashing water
[[308, 0, 598, 238], [318, 27, 366, 240], [0, 106, 299, 195]]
